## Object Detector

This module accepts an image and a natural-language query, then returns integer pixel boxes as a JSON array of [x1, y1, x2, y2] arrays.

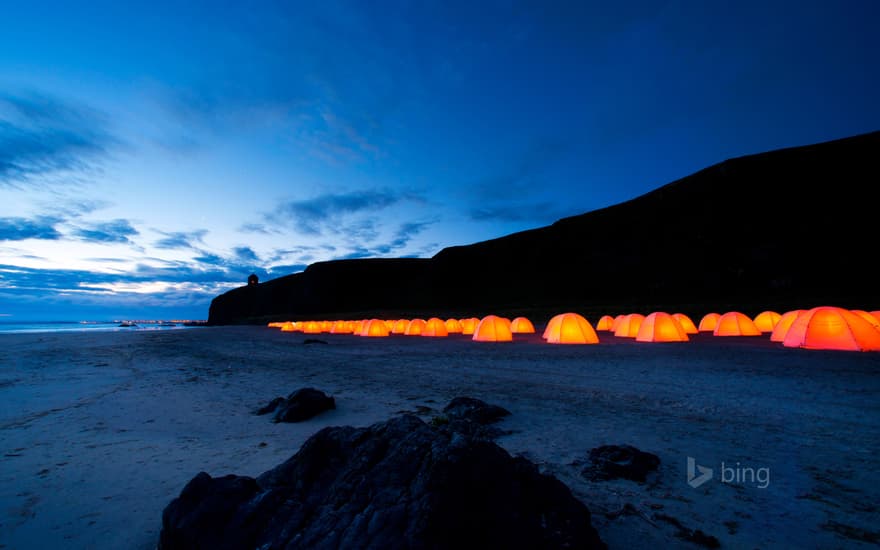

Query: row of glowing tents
[[267, 307, 880, 351]]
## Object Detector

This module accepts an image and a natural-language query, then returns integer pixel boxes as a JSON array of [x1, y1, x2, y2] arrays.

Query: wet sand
[[1, 326, 879, 548]]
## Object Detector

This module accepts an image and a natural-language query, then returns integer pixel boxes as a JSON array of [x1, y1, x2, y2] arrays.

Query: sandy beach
[[1, 326, 879, 549]]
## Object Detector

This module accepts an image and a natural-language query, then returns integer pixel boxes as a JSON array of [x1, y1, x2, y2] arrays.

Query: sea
[[0, 321, 205, 334]]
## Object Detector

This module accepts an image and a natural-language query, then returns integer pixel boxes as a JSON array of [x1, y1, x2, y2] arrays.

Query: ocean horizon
[[0, 320, 206, 334]]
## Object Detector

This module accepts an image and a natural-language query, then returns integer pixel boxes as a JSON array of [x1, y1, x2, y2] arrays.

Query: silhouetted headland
[[209, 131, 879, 325]]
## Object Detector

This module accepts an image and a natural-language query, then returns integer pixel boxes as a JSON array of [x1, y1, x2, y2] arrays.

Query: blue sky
[[1, 0, 879, 321]]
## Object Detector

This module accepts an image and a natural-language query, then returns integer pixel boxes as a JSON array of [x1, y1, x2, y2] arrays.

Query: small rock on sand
[[583, 444, 660, 483], [254, 389, 336, 422]]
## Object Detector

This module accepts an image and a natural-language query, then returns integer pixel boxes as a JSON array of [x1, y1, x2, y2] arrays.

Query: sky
[[1, 0, 879, 321]]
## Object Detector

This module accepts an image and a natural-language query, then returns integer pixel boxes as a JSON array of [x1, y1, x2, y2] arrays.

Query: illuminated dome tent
[[770, 310, 807, 342], [473, 315, 513, 342], [423, 318, 449, 337], [698, 313, 721, 332], [672, 313, 698, 334], [510, 317, 536, 334], [783, 306, 880, 351], [595, 315, 615, 331], [303, 321, 323, 334], [392, 319, 409, 334], [330, 320, 353, 334], [320, 320, 333, 332], [613, 313, 645, 338], [445, 318, 463, 333], [713, 312, 761, 336], [852, 310, 880, 329], [871, 311, 880, 323], [351, 320, 364, 335], [636, 312, 689, 342], [280, 322, 297, 332], [611, 314, 627, 332], [460, 318, 480, 335], [753, 311, 782, 333], [542, 314, 562, 339], [361, 319, 390, 337], [405, 318, 427, 336], [544, 313, 599, 344]]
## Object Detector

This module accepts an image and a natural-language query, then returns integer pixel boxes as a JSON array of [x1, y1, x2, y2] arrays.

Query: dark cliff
[[209, 131, 879, 324]]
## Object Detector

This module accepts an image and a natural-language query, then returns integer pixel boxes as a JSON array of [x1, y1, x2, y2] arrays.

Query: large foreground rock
[[159, 414, 604, 549]]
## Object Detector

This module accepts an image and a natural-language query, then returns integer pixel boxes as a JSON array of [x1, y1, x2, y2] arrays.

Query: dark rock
[[160, 472, 260, 550], [159, 414, 604, 550], [655, 513, 720, 548], [272, 388, 335, 423], [254, 397, 286, 416], [583, 444, 660, 482], [302, 338, 328, 345], [443, 396, 511, 424], [685, 529, 721, 548]]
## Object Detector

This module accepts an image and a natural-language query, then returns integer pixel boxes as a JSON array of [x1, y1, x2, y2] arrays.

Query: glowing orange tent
[[303, 321, 323, 334], [611, 314, 626, 332], [852, 310, 880, 329], [445, 318, 463, 333], [672, 313, 698, 334], [360, 319, 390, 337], [713, 312, 761, 336], [510, 317, 535, 334], [405, 318, 427, 336], [783, 306, 880, 351], [544, 313, 599, 344], [595, 315, 615, 331], [614, 313, 645, 338], [320, 320, 333, 332], [280, 321, 297, 332], [636, 312, 689, 342], [422, 318, 449, 337], [460, 318, 480, 335], [698, 313, 721, 332], [391, 319, 409, 334], [330, 320, 353, 334], [753, 311, 782, 332], [472, 315, 513, 342], [871, 311, 880, 323], [770, 310, 807, 342], [351, 320, 364, 335], [542, 315, 561, 339]]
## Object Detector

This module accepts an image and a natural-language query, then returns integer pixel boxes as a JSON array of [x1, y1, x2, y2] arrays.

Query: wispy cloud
[[266, 189, 416, 236], [0, 91, 117, 186], [232, 246, 259, 264], [238, 223, 275, 235], [470, 136, 577, 199], [331, 219, 436, 259], [153, 229, 208, 250], [40, 198, 111, 218], [0, 216, 62, 241], [72, 219, 139, 244], [469, 202, 571, 223], [461, 136, 581, 225], [266, 263, 308, 275], [370, 220, 435, 254]]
